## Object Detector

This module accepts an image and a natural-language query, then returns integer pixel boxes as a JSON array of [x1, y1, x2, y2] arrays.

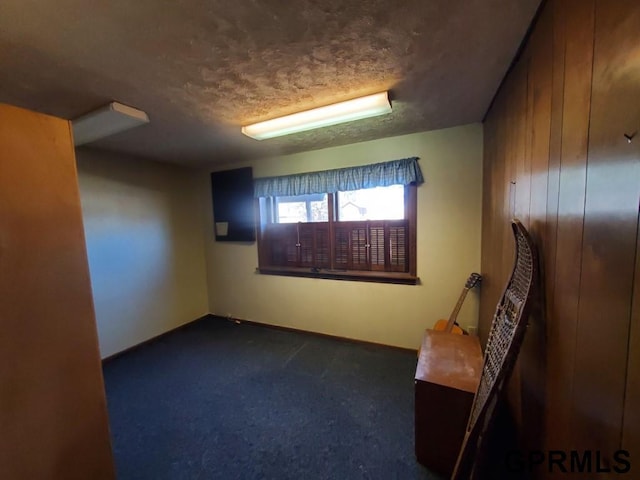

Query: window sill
[[256, 266, 419, 285]]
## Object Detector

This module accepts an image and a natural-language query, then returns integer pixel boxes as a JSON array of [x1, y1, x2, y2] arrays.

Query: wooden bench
[[415, 329, 483, 478]]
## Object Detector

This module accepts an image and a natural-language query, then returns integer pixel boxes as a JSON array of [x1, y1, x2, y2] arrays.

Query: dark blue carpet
[[103, 317, 441, 480]]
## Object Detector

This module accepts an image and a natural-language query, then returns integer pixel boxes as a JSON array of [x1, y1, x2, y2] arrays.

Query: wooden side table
[[415, 330, 483, 478]]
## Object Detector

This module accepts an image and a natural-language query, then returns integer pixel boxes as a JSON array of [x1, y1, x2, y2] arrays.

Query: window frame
[[272, 193, 329, 223], [256, 183, 418, 285]]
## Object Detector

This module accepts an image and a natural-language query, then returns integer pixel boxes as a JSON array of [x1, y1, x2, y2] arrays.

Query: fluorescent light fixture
[[241, 91, 392, 140], [72, 102, 149, 146]]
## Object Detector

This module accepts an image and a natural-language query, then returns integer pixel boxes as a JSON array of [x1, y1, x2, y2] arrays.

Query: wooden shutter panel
[[266, 223, 298, 266], [334, 222, 368, 270], [314, 224, 330, 268], [334, 226, 350, 269], [332, 221, 370, 271], [330, 220, 409, 273], [298, 223, 314, 267], [369, 222, 386, 271], [388, 220, 408, 272], [350, 223, 369, 270], [298, 222, 330, 268]]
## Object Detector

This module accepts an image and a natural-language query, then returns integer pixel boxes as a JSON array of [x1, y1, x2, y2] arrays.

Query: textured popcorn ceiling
[[0, 0, 540, 166]]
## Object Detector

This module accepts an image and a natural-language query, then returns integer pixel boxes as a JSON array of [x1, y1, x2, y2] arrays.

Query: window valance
[[253, 157, 423, 198]]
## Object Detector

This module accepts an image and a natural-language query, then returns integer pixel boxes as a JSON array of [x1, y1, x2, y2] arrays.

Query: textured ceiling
[[0, 0, 540, 167]]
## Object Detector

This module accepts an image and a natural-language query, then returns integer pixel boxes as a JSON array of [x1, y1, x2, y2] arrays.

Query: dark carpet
[[103, 317, 441, 480]]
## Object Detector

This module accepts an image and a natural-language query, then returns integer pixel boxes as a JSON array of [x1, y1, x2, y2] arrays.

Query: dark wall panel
[[481, 0, 640, 476], [624, 206, 640, 460], [211, 167, 256, 242], [574, 0, 640, 458], [548, 0, 595, 455], [519, 3, 553, 456]]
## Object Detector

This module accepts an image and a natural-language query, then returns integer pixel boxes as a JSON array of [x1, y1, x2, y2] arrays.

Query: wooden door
[[0, 104, 115, 479]]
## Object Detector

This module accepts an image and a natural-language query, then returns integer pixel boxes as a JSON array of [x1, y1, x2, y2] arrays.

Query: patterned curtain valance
[[253, 157, 423, 198]]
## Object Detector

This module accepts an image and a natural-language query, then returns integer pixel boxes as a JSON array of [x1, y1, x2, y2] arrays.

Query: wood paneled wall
[[481, 0, 640, 476], [0, 104, 115, 479]]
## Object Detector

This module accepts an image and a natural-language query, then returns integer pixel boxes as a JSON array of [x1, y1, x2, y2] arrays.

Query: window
[[257, 186, 418, 284], [272, 194, 329, 223], [254, 157, 422, 284], [337, 185, 404, 221]]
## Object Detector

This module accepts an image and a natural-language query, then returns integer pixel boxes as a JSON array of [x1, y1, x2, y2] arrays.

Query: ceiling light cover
[[241, 92, 392, 140], [72, 102, 149, 146]]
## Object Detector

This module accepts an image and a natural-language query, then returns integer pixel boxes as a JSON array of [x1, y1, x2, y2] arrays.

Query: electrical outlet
[[467, 325, 478, 336]]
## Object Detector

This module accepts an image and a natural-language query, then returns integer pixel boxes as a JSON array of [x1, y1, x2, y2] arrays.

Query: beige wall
[[204, 124, 483, 349], [77, 150, 209, 358]]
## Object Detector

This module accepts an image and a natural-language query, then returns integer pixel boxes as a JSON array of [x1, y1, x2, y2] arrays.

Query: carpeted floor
[[103, 317, 441, 480]]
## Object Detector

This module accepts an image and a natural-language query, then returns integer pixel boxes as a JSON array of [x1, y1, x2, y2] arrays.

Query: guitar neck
[[444, 288, 470, 333]]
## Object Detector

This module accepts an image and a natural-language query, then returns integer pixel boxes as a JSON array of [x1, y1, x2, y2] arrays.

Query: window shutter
[[314, 224, 330, 268], [350, 224, 369, 270], [266, 223, 298, 266], [331, 220, 409, 272], [334, 226, 350, 269], [298, 223, 330, 268], [388, 220, 408, 272], [298, 224, 314, 267], [265, 220, 409, 273], [369, 222, 386, 271], [334, 223, 368, 270]]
